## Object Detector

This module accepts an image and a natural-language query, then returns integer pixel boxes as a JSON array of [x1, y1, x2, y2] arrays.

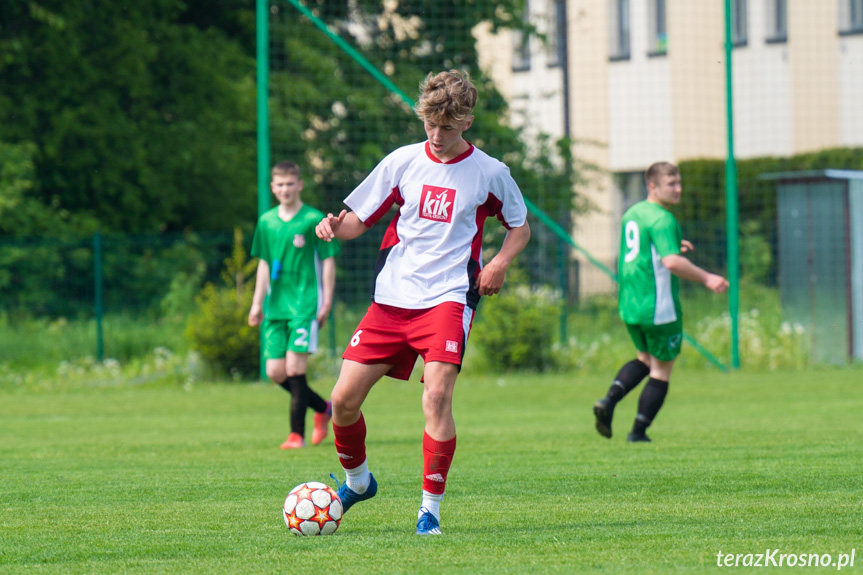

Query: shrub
[[472, 284, 561, 372], [186, 283, 259, 379], [186, 229, 259, 380]]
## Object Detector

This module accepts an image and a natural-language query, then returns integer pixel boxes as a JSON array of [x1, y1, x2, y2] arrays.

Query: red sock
[[422, 432, 457, 495], [333, 414, 367, 470]]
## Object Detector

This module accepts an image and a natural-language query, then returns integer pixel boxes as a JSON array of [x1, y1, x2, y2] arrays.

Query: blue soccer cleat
[[416, 507, 442, 535], [335, 473, 377, 513]]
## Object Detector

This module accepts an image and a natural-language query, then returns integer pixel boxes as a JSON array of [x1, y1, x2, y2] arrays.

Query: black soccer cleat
[[593, 398, 614, 439], [626, 432, 652, 443]]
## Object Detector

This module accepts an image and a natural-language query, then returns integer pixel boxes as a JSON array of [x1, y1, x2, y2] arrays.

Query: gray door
[[777, 181, 848, 364]]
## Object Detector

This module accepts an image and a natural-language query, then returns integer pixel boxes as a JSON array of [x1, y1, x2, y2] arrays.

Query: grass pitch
[[2, 368, 861, 574]]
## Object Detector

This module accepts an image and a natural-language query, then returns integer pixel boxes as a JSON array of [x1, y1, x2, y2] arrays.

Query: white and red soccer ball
[[283, 481, 342, 536]]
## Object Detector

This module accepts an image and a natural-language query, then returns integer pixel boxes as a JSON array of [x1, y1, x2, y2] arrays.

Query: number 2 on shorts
[[293, 328, 309, 347]]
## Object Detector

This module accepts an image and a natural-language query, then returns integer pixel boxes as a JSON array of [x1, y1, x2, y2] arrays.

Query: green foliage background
[[0, 1, 258, 236]]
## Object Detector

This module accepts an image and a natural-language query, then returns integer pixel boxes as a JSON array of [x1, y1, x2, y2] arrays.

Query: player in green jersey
[[249, 161, 341, 449], [593, 162, 728, 442]]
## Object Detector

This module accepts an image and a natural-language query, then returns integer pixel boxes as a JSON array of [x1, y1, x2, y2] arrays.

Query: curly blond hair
[[414, 70, 477, 124]]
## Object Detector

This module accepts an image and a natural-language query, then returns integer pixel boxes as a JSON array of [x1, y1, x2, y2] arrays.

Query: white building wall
[[734, 1, 793, 158], [788, 0, 840, 153], [608, 0, 673, 171], [840, 35, 863, 147], [475, 4, 565, 142], [508, 1, 566, 142]]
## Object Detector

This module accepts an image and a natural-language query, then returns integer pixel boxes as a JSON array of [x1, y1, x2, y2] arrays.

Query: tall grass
[[0, 283, 827, 385], [550, 284, 811, 372], [0, 314, 189, 370]]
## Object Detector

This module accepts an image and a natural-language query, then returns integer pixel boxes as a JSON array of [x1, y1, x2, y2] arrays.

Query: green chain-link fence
[[4, 1, 861, 375]]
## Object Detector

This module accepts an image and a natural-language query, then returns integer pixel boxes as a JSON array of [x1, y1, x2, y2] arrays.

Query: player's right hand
[[248, 305, 263, 327], [315, 209, 347, 241]]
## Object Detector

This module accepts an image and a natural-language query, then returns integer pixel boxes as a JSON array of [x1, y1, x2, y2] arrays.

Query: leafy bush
[[186, 229, 259, 380], [472, 285, 561, 372], [186, 283, 258, 379]]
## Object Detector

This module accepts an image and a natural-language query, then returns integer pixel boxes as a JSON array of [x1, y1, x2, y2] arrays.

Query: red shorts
[[342, 302, 475, 380]]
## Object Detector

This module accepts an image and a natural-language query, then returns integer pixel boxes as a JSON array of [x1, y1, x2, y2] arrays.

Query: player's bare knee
[[266, 365, 285, 381], [422, 388, 451, 418], [330, 388, 361, 420]]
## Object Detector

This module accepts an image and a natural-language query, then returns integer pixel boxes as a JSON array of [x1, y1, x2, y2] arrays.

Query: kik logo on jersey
[[419, 185, 455, 223]]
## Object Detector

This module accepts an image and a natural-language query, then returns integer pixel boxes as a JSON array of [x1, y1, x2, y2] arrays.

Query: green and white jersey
[[617, 201, 682, 326], [251, 204, 341, 320]]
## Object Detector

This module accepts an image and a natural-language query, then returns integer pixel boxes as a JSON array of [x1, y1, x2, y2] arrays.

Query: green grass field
[[2, 368, 861, 574]]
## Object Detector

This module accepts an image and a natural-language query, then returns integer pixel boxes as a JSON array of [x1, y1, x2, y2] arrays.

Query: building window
[[609, 0, 630, 61], [512, 0, 531, 71], [546, 0, 566, 67], [732, 0, 748, 46], [765, 0, 787, 43], [840, 0, 863, 34], [648, 0, 668, 55]]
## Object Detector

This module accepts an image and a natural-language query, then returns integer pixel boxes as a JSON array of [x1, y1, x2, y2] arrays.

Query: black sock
[[283, 374, 309, 436], [632, 377, 669, 435], [606, 359, 650, 405], [305, 384, 327, 414]]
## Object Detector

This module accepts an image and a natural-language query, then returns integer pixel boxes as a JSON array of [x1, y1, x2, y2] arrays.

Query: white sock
[[419, 490, 444, 520], [344, 460, 370, 493]]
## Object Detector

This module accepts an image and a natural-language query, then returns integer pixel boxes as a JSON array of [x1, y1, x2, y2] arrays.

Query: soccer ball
[[283, 481, 343, 536]]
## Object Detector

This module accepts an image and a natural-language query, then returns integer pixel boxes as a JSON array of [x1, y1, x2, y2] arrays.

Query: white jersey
[[345, 141, 528, 310]]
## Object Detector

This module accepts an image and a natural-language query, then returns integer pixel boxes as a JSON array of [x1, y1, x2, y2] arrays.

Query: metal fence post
[[558, 239, 567, 343], [257, 0, 271, 381], [724, 0, 741, 369], [93, 232, 104, 361]]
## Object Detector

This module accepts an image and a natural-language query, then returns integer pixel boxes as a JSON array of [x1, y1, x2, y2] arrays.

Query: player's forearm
[[251, 260, 270, 307], [493, 222, 531, 267], [662, 254, 710, 284], [321, 257, 336, 308], [333, 212, 369, 240]]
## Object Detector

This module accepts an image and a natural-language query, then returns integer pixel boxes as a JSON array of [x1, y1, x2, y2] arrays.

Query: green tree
[[0, 1, 257, 235]]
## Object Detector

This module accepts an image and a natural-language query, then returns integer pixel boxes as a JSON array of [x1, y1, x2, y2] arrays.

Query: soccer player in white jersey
[[315, 70, 530, 535], [593, 162, 728, 443]]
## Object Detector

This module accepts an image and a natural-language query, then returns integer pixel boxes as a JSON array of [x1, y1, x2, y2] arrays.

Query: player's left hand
[[681, 239, 694, 253], [705, 273, 729, 293], [475, 259, 507, 296], [316, 305, 331, 328]]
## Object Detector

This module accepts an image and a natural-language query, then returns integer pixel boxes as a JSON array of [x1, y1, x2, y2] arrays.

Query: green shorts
[[262, 317, 318, 359], [625, 320, 683, 362]]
